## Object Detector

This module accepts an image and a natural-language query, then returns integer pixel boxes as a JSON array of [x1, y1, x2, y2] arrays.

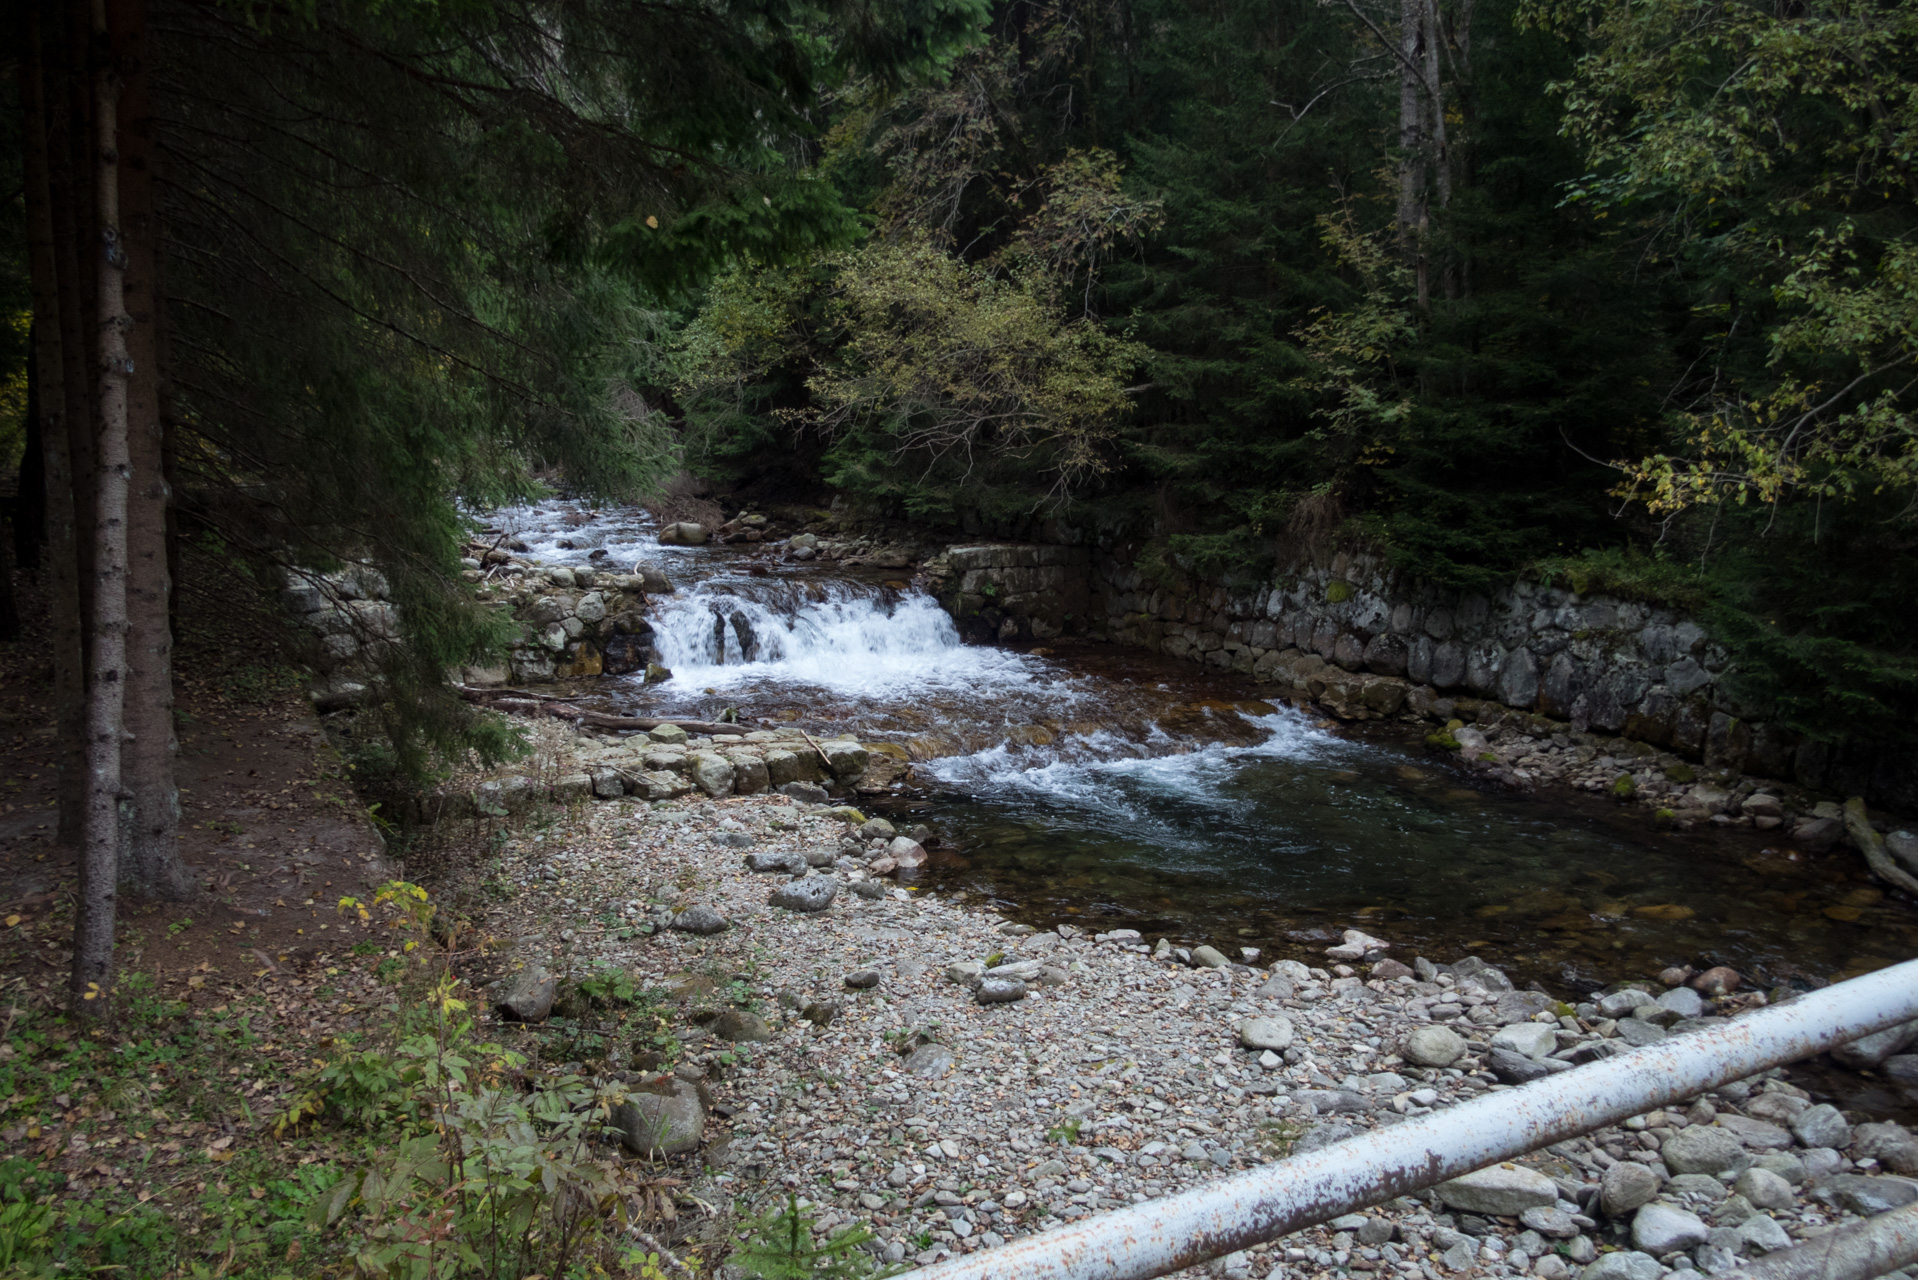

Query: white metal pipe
[[908, 957, 1918, 1280], [1714, 1202, 1918, 1280]]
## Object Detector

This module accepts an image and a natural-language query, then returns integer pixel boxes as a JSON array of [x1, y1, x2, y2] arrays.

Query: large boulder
[[688, 752, 736, 797], [493, 963, 557, 1023], [1434, 1164, 1558, 1216], [668, 904, 729, 935], [614, 1078, 706, 1156], [770, 876, 840, 913], [821, 740, 869, 781], [1661, 1125, 1749, 1175], [1237, 1017, 1295, 1052], [1401, 1026, 1468, 1068]]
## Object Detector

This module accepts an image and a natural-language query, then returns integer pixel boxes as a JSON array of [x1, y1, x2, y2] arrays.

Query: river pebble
[[475, 791, 1918, 1279]]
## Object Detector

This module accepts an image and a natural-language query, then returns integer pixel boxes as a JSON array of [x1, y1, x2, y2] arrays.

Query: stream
[[490, 501, 1918, 1112]]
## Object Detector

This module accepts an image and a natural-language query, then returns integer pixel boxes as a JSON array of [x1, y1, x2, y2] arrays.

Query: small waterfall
[[644, 581, 1040, 699]]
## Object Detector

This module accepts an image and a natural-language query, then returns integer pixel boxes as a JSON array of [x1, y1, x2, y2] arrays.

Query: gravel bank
[[475, 791, 1918, 1279]]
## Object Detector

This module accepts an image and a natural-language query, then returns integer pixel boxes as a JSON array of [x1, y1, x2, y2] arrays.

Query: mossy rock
[[1652, 808, 1678, 828], [1478, 752, 1500, 763], [1663, 763, 1697, 784], [1612, 774, 1637, 800], [1445, 718, 1465, 731], [1425, 732, 1462, 751], [1326, 580, 1355, 604]]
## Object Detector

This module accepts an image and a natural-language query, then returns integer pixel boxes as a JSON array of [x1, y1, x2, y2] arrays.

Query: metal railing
[[908, 956, 1918, 1280]]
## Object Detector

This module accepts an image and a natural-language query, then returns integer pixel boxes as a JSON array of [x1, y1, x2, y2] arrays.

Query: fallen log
[[456, 686, 746, 736]]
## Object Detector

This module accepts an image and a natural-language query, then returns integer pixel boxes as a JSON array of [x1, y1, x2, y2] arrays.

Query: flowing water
[[486, 502, 1918, 1040]]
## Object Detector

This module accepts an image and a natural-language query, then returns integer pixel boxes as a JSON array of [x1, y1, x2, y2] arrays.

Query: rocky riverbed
[[467, 789, 1918, 1279]]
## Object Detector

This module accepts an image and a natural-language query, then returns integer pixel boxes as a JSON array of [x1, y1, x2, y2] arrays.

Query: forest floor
[[0, 563, 417, 1277]]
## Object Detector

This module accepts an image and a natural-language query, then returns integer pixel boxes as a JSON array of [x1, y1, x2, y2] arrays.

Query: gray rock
[[1237, 1017, 1296, 1051], [1695, 1244, 1741, 1276], [1579, 1251, 1663, 1280], [1450, 956, 1514, 991], [1441, 1240, 1476, 1273], [1663, 1126, 1750, 1175], [714, 831, 755, 848], [1812, 1174, 1918, 1215], [1599, 989, 1657, 1020], [1732, 1168, 1794, 1210], [886, 836, 928, 868], [1190, 945, 1230, 969], [1602, 1162, 1663, 1217], [1715, 1114, 1793, 1150], [1633, 1203, 1709, 1255], [804, 847, 837, 867], [1830, 1018, 1918, 1069], [1518, 1206, 1580, 1239], [668, 904, 729, 934], [1714, 1193, 1756, 1225], [1737, 1214, 1791, 1255], [1402, 1025, 1469, 1068], [688, 752, 736, 797], [1802, 1148, 1845, 1180], [1255, 975, 1297, 1001], [1665, 1174, 1728, 1204], [1751, 1153, 1807, 1186], [1852, 1122, 1918, 1176], [945, 960, 985, 984], [746, 850, 807, 874], [905, 1043, 956, 1077], [1490, 1022, 1557, 1060], [1886, 1054, 1918, 1085], [976, 977, 1027, 1005], [1615, 1018, 1669, 1047], [709, 1009, 771, 1042], [494, 964, 557, 1023], [769, 876, 840, 912], [1791, 1103, 1851, 1150], [1434, 1164, 1559, 1215], [1495, 991, 1557, 1023], [614, 1080, 705, 1156], [857, 818, 897, 842], [1293, 1123, 1356, 1155], [849, 878, 887, 899], [777, 781, 830, 804], [1488, 1047, 1569, 1084], [844, 969, 881, 989], [1656, 987, 1706, 1019]]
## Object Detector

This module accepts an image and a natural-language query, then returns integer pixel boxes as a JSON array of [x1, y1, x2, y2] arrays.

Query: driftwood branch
[[456, 685, 746, 737], [1844, 797, 1918, 897]]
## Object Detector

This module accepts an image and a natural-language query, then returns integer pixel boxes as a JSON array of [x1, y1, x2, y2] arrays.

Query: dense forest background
[[657, 0, 1918, 749], [2, 0, 1915, 763]]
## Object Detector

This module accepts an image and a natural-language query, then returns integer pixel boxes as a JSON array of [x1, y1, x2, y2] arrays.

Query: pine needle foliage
[[150, 0, 987, 773]]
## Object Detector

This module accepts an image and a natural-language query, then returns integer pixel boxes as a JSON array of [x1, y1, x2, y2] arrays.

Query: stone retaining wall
[[928, 541, 1914, 811]]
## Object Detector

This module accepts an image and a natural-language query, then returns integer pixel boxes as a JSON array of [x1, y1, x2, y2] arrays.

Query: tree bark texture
[[73, 0, 133, 1009], [113, 0, 190, 900], [22, 0, 88, 848], [1397, 0, 1429, 310]]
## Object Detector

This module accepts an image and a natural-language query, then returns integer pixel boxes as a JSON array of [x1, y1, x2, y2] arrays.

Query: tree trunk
[[1423, 0, 1454, 300], [113, 0, 189, 900], [73, 0, 133, 1011], [1397, 0, 1429, 311], [22, 0, 87, 848], [16, 348, 45, 573]]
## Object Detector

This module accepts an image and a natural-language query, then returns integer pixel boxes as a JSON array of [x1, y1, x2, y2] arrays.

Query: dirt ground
[[0, 567, 394, 1002]]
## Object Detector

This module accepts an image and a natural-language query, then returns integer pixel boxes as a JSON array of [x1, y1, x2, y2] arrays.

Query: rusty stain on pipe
[[907, 957, 1918, 1280], [1714, 1202, 1918, 1280]]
